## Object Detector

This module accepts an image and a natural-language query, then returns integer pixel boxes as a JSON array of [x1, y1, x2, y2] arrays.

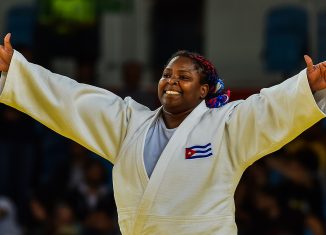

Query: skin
[[0, 33, 325, 128], [158, 56, 209, 128], [304, 55, 326, 93], [0, 34, 13, 72]]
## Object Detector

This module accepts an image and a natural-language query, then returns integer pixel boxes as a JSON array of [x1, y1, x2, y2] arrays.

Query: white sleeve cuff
[[313, 89, 326, 114], [0, 72, 7, 95]]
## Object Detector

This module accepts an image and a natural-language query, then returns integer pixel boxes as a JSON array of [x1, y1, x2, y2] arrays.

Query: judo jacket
[[0, 51, 325, 235]]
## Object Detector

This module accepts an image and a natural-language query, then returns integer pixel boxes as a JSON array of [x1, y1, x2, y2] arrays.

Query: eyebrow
[[164, 68, 195, 74]]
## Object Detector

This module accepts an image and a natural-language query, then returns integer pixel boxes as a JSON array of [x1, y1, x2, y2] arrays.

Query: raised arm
[[0, 34, 137, 164], [225, 58, 325, 169]]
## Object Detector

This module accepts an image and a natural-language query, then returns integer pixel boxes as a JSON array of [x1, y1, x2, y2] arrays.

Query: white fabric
[[0, 72, 7, 94], [314, 89, 326, 112], [0, 51, 325, 235]]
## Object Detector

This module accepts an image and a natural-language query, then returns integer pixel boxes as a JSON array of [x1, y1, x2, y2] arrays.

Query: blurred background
[[0, 0, 325, 234]]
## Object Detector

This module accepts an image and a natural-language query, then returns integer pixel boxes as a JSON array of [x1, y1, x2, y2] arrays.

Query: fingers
[[0, 33, 13, 72], [0, 45, 7, 60], [321, 61, 326, 68], [4, 33, 12, 52], [304, 55, 314, 73], [0, 44, 11, 64]]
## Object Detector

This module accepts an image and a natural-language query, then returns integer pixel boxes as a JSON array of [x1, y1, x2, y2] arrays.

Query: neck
[[161, 108, 194, 129]]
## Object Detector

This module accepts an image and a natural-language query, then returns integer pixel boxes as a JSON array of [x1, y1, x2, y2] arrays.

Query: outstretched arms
[[0, 33, 13, 72]]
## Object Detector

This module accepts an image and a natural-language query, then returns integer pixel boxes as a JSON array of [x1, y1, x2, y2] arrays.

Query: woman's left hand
[[304, 55, 326, 93]]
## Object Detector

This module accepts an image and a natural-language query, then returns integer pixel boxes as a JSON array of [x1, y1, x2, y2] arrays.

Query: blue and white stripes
[[185, 143, 213, 159]]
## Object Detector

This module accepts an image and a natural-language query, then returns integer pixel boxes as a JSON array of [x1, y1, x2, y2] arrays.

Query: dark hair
[[167, 50, 230, 108]]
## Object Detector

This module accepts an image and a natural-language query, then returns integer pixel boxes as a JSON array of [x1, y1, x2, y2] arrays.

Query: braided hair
[[167, 50, 230, 108]]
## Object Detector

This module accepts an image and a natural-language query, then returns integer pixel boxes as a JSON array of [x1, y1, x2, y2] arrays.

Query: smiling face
[[158, 56, 209, 114]]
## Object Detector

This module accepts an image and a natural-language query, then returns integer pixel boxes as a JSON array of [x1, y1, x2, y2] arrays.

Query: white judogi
[[0, 51, 325, 235]]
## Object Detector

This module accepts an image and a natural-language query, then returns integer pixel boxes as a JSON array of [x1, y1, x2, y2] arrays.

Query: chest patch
[[185, 143, 213, 159]]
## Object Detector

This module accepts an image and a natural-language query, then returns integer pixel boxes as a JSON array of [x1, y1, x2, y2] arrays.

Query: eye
[[162, 72, 171, 78], [179, 75, 190, 80]]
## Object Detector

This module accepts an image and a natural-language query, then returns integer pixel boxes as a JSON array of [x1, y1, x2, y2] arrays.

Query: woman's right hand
[[0, 33, 13, 72]]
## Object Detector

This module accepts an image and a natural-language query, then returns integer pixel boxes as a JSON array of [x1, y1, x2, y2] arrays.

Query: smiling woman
[[0, 34, 325, 235], [158, 56, 208, 125], [158, 51, 230, 128]]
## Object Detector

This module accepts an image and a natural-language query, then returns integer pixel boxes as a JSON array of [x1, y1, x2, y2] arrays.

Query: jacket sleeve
[[0, 50, 130, 164], [225, 69, 326, 169]]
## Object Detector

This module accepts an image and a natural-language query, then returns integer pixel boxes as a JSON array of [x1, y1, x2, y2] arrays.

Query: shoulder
[[124, 96, 158, 122], [124, 96, 154, 113], [208, 100, 244, 116]]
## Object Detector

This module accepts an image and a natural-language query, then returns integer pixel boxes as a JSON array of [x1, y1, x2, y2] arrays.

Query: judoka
[[0, 33, 325, 235]]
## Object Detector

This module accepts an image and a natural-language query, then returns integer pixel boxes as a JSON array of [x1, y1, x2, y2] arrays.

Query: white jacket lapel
[[132, 101, 208, 234]]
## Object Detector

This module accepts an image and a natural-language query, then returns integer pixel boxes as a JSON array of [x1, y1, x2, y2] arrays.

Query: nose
[[168, 76, 179, 85]]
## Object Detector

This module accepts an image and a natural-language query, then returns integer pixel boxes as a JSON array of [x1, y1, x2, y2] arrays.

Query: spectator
[[116, 60, 158, 110], [66, 159, 116, 222], [0, 197, 22, 235]]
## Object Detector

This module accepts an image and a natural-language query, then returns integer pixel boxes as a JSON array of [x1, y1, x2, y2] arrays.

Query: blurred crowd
[[0, 104, 120, 235], [236, 123, 326, 235]]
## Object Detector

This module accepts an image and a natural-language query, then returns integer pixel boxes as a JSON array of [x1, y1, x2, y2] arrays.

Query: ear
[[199, 84, 209, 99]]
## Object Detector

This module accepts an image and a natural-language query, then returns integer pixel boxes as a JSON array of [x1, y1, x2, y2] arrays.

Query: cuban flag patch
[[185, 143, 213, 159]]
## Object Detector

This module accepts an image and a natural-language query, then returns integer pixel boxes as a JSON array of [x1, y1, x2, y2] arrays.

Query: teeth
[[166, 91, 180, 95]]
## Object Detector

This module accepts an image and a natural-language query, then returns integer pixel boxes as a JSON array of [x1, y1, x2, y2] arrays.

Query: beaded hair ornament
[[169, 51, 230, 108]]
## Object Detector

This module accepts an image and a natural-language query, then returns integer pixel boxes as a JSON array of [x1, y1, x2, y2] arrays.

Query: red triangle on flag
[[185, 148, 196, 159]]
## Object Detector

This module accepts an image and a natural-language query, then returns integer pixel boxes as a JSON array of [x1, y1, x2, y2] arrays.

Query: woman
[[0, 33, 325, 234]]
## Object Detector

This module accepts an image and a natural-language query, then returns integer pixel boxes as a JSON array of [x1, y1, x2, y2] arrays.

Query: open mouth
[[164, 90, 182, 95]]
